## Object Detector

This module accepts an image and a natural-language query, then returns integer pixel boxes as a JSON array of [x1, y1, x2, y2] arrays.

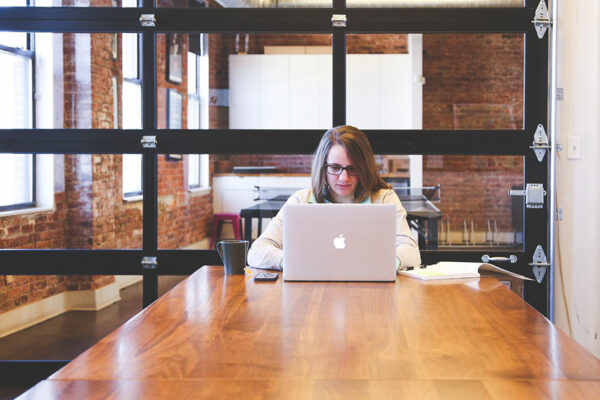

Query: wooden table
[[19, 267, 600, 399]]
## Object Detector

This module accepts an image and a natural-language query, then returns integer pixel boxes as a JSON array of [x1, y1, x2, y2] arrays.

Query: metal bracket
[[141, 256, 157, 270], [509, 183, 546, 209], [139, 14, 156, 27], [529, 245, 549, 283], [141, 135, 157, 149], [529, 124, 551, 162], [331, 14, 347, 28], [532, 0, 551, 39]]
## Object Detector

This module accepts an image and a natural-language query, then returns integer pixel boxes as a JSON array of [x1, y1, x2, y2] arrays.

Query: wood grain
[[18, 267, 600, 399]]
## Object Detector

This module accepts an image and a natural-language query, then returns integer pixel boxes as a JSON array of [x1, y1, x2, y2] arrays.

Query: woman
[[247, 125, 421, 270]]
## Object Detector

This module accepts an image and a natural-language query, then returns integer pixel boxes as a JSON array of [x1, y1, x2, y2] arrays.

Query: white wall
[[554, 0, 600, 358]]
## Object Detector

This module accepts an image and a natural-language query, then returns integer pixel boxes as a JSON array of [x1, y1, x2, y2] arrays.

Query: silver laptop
[[283, 204, 397, 281]]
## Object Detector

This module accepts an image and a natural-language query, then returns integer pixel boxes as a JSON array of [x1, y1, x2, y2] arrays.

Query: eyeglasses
[[326, 163, 360, 176]]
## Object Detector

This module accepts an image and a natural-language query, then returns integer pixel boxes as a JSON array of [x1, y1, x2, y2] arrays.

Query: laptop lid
[[283, 204, 397, 281]]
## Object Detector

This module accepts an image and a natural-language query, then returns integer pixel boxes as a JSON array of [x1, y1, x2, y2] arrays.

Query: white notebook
[[398, 262, 533, 281]]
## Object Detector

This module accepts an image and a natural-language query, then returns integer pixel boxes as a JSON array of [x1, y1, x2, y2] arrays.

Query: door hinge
[[141, 135, 157, 149], [141, 256, 157, 270], [529, 124, 551, 162], [529, 245, 549, 283], [532, 0, 551, 39], [331, 14, 347, 28], [509, 183, 546, 209], [139, 14, 156, 27]]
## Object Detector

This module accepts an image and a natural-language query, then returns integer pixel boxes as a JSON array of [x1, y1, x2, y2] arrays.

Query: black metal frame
[[0, 0, 549, 385]]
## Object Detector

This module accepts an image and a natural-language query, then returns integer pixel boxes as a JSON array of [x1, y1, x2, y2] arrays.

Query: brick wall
[[156, 1, 214, 247], [0, 276, 67, 314], [422, 34, 524, 237], [423, 34, 523, 130], [64, 154, 93, 249], [422, 156, 522, 234]]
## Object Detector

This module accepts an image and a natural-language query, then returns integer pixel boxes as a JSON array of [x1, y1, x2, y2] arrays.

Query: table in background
[[240, 195, 442, 249], [20, 266, 600, 399]]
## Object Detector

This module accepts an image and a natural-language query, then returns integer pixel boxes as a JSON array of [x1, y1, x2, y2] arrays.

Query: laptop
[[283, 204, 397, 281]]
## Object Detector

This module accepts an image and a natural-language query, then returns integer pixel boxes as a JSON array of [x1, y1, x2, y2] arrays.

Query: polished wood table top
[[20, 266, 600, 399]]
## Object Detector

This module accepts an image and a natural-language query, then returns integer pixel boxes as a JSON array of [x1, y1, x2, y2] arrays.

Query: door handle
[[481, 254, 517, 264]]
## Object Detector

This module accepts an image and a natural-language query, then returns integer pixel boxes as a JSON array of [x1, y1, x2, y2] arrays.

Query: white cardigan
[[247, 188, 422, 270]]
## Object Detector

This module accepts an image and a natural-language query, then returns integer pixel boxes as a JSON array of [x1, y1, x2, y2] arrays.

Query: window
[[187, 34, 209, 191], [122, 21, 143, 198], [0, 19, 35, 211]]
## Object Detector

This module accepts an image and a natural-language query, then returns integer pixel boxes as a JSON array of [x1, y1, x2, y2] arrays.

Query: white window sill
[[0, 206, 54, 218], [123, 194, 143, 203], [189, 186, 211, 196]]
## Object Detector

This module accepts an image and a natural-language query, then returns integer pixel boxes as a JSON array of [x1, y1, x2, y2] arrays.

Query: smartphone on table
[[254, 272, 279, 282]]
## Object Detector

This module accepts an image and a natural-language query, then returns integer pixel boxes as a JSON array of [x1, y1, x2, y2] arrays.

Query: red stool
[[210, 213, 242, 249]]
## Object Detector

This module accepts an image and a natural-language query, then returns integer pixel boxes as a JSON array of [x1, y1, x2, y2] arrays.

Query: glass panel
[[0, 154, 143, 249], [347, 0, 523, 7], [379, 154, 523, 251], [188, 96, 200, 128], [157, 0, 331, 8], [188, 51, 197, 94], [157, 33, 332, 129], [346, 33, 524, 130], [155, 0, 523, 8], [123, 154, 142, 196], [122, 80, 142, 128], [122, 33, 139, 79], [0, 32, 27, 49], [1, 0, 27, 6], [158, 153, 312, 249], [0, 154, 33, 207], [8, 0, 133, 7], [0, 51, 32, 129], [3, 0, 525, 6], [0, 32, 143, 129], [188, 153, 200, 187]]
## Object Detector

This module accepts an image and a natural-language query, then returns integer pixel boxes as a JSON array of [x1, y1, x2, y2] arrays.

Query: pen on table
[[400, 265, 428, 271]]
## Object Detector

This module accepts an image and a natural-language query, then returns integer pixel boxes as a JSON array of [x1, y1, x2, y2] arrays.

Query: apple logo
[[333, 234, 346, 250]]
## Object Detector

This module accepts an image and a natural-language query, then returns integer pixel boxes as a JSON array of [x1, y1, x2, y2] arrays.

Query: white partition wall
[[260, 55, 290, 129], [229, 41, 423, 185], [346, 54, 413, 129], [229, 54, 332, 129], [289, 54, 332, 128], [229, 55, 261, 129]]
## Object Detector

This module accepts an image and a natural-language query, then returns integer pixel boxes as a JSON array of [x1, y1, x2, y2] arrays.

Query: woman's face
[[326, 144, 359, 203]]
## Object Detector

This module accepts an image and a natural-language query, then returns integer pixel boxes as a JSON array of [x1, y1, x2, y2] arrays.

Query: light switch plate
[[567, 136, 581, 159]]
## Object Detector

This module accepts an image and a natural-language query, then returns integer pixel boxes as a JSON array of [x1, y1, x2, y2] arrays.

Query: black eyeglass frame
[[325, 163, 360, 176]]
